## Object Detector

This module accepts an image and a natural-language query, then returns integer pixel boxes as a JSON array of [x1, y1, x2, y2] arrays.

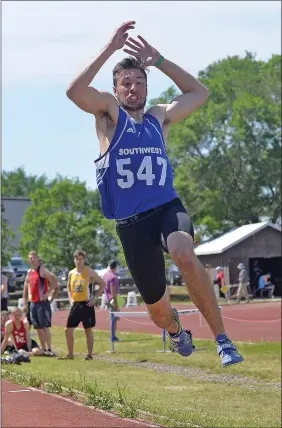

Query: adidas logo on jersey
[[127, 127, 135, 133]]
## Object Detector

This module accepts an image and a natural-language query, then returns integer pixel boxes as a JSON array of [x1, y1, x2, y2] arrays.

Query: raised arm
[[66, 21, 135, 119], [124, 35, 208, 125], [66, 272, 73, 306], [22, 274, 29, 312], [46, 271, 59, 302], [39, 266, 58, 301]]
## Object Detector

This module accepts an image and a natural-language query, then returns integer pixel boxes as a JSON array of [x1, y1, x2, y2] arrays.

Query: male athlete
[[23, 251, 58, 356], [1, 307, 43, 356], [66, 21, 243, 367], [58, 250, 106, 360]]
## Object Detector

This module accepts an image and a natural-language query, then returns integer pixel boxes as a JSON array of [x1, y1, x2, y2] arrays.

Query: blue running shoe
[[216, 334, 244, 368], [167, 308, 193, 357]]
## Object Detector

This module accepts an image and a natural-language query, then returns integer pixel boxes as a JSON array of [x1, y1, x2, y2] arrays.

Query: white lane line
[[27, 386, 159, 427], [8, 389, 31, 393]]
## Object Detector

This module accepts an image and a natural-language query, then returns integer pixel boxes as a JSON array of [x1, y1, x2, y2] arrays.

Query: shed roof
[[195, 222, 281, 256]]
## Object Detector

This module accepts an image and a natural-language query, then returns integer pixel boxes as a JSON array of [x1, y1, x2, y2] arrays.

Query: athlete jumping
[[66, 21, 243, 367]]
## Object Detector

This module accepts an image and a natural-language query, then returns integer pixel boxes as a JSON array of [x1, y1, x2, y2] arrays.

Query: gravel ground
[[93, 355, 280, 391]]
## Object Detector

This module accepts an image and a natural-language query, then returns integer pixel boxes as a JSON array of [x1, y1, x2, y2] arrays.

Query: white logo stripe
[[145, 117, 167, 155], [95, 117, 128, 184]]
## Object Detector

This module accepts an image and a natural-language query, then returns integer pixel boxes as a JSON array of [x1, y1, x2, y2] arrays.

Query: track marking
[[27, 386, 160, 427], [8, 389, 31, 393]]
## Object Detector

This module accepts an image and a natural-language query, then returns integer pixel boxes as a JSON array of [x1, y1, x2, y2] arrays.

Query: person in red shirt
[[0, 307, 43, 356], [216, 266, 226, 298], [23, 251, 59, 356]]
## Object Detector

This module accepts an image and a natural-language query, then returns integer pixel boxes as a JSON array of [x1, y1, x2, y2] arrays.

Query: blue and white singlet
[[95, 107, 178, 220]]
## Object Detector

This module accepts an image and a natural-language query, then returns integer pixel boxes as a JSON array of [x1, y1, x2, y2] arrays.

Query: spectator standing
[[103, 261, 120, 341], [215, 267, 227, 298], [236, 263, 250, 303], [58, 250, 106, 360], [23, 251, 58, 356], [205, 265, 219, 300]]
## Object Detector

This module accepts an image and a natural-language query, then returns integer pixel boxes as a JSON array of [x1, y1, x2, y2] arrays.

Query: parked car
[[166, 264, 183, 285], [117, 266, 134, 287], [2, 263, 17, 293], [57, 268, 69, 284], [95, 264, 134, 287], [10, 257, 29, 289]]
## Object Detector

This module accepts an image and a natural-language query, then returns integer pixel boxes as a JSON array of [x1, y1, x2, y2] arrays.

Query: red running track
[[1, 380, 158, 427], [53, 301, 281, 342]]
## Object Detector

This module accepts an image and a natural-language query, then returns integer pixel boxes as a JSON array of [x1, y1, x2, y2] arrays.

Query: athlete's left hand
[[123, 35, 160, 66], [40, 293, 49, 301], [87, 297, 97, 307]]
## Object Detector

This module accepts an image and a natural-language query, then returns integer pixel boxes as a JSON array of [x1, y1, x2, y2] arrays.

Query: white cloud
[[2, 1, 281, 85]]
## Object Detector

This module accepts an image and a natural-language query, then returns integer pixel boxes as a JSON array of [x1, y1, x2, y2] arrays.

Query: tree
[[19, 179, 103, 270], [96, 218, 126, 267], [1, 203, 15, 266], [1, 167, 102, 214], [1, 167, 48, 197], [151, 52, 281, 237]]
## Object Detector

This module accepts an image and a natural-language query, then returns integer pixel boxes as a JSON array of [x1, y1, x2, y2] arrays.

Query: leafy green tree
[[1, 167, 48, 197], [1, 167, 102, 213], [151, 52, 281, 237], [96, 218, 125, 267], [19, 179, 102, 270], [1, 203, 16, 266]]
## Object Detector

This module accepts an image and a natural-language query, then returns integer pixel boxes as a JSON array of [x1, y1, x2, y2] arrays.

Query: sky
[[2, 1, 281, 190]]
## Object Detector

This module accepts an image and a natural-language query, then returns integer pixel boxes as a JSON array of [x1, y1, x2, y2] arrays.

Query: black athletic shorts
[[19, 339, 39, 352], [116, 198, 194, 305], [66, 301, 96, 329], [30, 301, 52, 329]]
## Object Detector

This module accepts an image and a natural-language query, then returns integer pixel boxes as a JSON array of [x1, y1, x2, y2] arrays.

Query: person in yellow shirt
[[58, 250, 106, 361]]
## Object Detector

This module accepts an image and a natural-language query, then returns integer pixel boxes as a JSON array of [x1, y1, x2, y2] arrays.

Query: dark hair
[[109, 260, 118, 270], [113, 57, 148, 86], [73, 250, 86, 259]]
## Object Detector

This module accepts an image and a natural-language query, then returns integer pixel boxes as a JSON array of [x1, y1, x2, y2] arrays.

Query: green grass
[[2, 327, 281, 428]]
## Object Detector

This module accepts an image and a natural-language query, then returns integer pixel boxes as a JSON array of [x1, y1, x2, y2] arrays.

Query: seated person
[[258, 274, 275, 298], [1, 307, 43, 356], [1, 311, 15, 352], [264, 276, 275, 298]]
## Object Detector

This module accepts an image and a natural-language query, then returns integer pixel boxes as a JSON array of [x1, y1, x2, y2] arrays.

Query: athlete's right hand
[[87, 298, 96, 307], [108, 21, 136, 51]]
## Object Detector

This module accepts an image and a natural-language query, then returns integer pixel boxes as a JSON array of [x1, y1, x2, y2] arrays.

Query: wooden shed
[[195, 222, 282, 296]]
